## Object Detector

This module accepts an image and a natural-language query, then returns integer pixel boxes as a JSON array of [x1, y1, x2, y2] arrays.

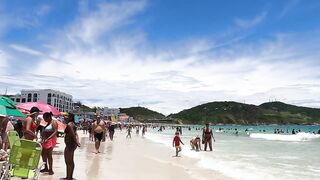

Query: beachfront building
[[10, 89, 73, 112], [96, 107, 120, 116]]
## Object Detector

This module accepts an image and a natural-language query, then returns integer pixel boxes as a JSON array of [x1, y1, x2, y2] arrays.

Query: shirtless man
[[91, 117, 106, 153]]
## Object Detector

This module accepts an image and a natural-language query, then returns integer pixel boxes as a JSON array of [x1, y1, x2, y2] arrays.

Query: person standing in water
[[202, 123, 215, 151], [40, 112, 58, 175], [91, 117, 106, 153], [172, 132, 184, 157], [63, 113, 81, 180], [142, 125, 146, 136]]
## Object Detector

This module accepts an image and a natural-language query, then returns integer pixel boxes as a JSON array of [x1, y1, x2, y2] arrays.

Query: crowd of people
[[171, 123, 216, 157], [0, 106, 80, 180], [2, 105, 319, 179]]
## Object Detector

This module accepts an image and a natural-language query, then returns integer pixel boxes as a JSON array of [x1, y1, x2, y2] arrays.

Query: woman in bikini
[[40, 112, 58, 175], [202, 123, 215, 151], [62, 113, 81, 180], [23, 107, 40, 140]]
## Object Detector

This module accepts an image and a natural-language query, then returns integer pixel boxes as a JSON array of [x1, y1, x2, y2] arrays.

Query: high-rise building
[[10, 89, 73, 112]]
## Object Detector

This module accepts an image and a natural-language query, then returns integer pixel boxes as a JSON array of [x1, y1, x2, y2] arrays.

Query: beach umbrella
[[16, 101, 61, 116], [0, 96, 25, 117]]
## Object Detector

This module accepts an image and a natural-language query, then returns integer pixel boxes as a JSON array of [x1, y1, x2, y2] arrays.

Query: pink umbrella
[[16, 101, 61, 116]]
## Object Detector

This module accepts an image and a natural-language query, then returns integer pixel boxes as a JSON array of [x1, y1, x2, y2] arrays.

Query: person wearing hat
[[23, 107, 40, 140], [202, 123, 215, 151]]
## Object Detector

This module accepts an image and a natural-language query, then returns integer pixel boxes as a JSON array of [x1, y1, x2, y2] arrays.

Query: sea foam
[[249, 132, 320, 141]]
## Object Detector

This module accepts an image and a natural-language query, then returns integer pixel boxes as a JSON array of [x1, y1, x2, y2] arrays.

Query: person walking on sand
[[126, 125, 132, 138], [202, 123, 215, 151], [40, 112, 58, 175], [91, 117, 106, 153], [62, 113, 81, 180], [108, 123, 115, 141], [172, 132, 184, 157]]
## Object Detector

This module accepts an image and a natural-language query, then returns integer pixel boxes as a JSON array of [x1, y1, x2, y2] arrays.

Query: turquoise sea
[[145, 125, 320, 180]]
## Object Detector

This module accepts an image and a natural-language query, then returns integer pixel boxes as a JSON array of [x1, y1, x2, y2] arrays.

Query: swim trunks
[[94, 132, 103, 142]]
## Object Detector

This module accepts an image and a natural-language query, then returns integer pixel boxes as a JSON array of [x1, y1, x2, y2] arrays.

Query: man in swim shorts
[[91, 116, 106, 153]]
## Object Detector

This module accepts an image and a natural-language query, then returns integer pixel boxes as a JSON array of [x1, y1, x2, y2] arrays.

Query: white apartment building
[[10, 89, 73, 112]]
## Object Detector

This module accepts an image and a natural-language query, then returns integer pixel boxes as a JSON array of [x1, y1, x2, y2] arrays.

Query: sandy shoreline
[[36, 130, 230, 180]]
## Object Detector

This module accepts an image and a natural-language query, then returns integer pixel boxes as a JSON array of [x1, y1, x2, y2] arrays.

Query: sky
[[1, 0, 320, 114]]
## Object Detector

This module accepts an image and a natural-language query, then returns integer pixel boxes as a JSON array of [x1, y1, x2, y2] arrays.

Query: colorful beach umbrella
[[16, 101, 61, 116], [0, 96, 25, 117]]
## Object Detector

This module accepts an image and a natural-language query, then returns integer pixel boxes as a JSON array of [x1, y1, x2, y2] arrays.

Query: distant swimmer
[[292, 129, 295, 135], [173, 132, 184, 157], [202, 123, 215, 151], [317, 130, 320, 134]]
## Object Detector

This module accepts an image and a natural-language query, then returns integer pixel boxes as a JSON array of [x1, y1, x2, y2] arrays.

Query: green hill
[[120, 107, 165, 121], [170, 101, 320, 125]]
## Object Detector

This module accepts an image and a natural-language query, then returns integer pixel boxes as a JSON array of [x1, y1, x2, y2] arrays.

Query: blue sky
[[1, 0, 320, 114]]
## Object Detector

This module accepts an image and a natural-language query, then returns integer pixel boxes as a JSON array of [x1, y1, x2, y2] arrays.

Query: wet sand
[[37, 130, 230, 180]]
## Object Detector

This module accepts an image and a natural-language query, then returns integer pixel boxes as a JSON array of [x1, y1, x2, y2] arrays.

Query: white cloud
[[0, 51, 8, 68], [1, 1, 320, 114], [235, 11, 267, 29], [36, 4, 51, 17], [68, 1, 146, 44], [279, 0, 300, 18], [10, 44, 43, 56]]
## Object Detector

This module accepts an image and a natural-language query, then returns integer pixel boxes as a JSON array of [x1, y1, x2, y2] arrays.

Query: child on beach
[[172, 132, 184, 157]]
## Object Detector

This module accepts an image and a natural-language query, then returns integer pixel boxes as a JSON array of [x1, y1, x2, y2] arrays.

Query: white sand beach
[[37, 130, 230, 180]]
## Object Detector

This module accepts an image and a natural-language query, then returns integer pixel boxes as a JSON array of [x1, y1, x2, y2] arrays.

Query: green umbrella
[[0, 96, 25, 117]]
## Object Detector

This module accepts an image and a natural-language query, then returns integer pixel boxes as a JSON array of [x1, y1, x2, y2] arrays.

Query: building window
[[16, 98, 21, 103], [27, 93, 32, 102], [47, 93, 52, 104], [33, 93, 38, 102], [22, 98, 26, 103]]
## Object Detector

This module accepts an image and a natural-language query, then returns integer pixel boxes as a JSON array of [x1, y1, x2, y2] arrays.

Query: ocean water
[[145, 125, 320, 180]]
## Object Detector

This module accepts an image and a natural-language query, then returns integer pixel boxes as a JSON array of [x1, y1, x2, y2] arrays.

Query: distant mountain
[[73, 102, 95, 112], [120, 107, 165, 121], [170, 101, 320, 125]]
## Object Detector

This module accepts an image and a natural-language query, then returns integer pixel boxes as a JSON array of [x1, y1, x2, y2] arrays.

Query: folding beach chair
[[2, 139, 44, 179], [7, 131, 20, 150]]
